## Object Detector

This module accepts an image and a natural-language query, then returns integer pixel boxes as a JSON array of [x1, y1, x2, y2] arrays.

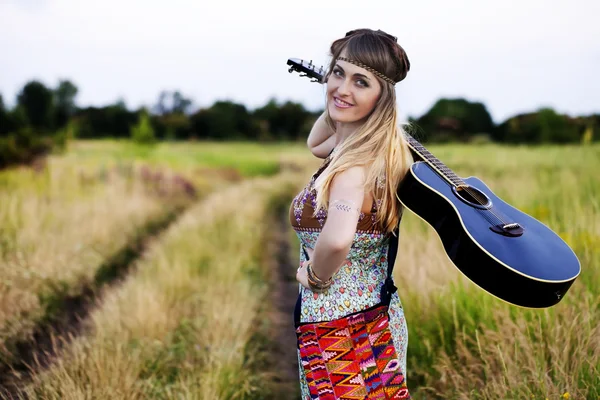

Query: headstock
[[287, 58, 325, 83]]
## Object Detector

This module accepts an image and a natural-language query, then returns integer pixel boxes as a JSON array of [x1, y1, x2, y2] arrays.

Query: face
[[326, 50, 382, 124]]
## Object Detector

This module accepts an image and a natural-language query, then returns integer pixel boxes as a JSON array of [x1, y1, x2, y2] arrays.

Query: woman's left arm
[[298, 166, 365, 286]]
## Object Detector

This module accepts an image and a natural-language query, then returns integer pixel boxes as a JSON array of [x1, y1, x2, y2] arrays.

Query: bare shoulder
[[330, 165, 367, 190]]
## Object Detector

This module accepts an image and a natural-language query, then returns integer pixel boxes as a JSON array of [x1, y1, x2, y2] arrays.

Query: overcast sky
[[1, 0, 599, 123]]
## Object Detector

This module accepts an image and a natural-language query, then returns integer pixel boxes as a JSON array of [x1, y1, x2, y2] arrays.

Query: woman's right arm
[[307, 112, 337, 159]]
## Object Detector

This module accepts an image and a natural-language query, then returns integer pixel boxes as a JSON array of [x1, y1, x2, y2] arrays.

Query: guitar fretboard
[[405, 135, 464, 186]]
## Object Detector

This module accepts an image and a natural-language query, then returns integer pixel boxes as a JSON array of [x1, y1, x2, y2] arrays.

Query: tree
[[54, 80, 78, 128], [152, 91, 194, 139], [130, 110, 156, 145], [416, 98, 494, 142], [253, 98, 279, 139], [253, 98, 315, 141], [190, 101, 254, 140], [171, 91, 192, 114], [74, 101, 138, 138], [495, 108, 580, 144], [0, 94, 9, 136], [153, 113, 191, 140], [17, 80, 55, 130], [153, 90, 193, 115], [154, 90, 169, 115], [277, 100, 313, 140]]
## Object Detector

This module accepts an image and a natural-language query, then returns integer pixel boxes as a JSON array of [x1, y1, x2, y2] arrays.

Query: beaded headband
[[336, 56, 396, 85]]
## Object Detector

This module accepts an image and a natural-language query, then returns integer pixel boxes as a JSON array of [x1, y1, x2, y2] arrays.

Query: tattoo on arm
[[329, 199, 361, 215]]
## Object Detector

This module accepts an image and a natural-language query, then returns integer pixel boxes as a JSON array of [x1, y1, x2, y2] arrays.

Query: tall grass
[[0, 139, 297, 367], [19, 169, 304, 399], [0, 156, 195, 362]]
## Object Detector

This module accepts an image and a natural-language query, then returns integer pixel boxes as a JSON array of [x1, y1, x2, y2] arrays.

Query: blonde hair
[[313, 29, 414, 235]]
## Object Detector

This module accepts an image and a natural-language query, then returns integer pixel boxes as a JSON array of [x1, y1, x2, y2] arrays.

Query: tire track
[[0, 205, 187, 400], [263, 202, 302, 399]]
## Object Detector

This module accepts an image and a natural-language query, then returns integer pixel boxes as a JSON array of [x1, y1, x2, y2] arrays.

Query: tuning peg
[[299, 73, 308, 78], [288, 67, 294, 73]]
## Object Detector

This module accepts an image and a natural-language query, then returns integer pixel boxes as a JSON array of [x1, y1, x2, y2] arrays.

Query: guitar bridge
[[502, 223, 521, 230], [490, 222, 524, 237]]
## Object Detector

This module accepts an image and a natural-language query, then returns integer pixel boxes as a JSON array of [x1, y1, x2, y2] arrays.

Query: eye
[[356, 79, 369, 87], [333, 68, 343, 77]]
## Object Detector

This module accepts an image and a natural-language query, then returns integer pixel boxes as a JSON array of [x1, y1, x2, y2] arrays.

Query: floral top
[[288, 152, 394, 323]]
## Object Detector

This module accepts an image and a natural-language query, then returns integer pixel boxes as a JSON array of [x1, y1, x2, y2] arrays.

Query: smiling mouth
[[333, 97, 353, 107]]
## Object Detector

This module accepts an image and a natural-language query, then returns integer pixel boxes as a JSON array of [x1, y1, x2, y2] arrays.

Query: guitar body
[[397, 161, 581, 308]]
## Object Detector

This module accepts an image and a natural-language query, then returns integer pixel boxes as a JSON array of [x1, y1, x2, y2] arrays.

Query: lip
[[333, 96, 353, 108]]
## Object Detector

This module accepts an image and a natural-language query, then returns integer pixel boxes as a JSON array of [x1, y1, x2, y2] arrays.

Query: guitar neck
[[404, 135, 464, 186]]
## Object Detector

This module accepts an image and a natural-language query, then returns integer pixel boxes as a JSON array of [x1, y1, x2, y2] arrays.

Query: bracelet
[[307, 274, 330, 293], [306, 261, 333, 292]]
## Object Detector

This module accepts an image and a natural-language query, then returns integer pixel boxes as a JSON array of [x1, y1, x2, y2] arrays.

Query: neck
[[334, 120, 364, 146]]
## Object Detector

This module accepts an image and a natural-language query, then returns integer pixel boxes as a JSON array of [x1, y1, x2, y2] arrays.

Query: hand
[[296, 260, 311, 290]]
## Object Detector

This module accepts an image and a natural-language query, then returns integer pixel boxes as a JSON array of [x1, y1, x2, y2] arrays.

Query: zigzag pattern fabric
[[297, 304, 411, 399]]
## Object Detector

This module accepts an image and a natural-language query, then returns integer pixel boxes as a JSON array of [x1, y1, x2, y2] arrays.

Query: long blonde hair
[[313, 29, 414, 235]]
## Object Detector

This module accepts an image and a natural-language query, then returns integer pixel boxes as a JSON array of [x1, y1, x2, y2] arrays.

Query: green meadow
[[0, 141, 597, 399]]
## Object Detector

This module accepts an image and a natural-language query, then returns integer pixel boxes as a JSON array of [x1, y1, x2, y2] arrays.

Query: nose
[[336, 77, 352, 96]]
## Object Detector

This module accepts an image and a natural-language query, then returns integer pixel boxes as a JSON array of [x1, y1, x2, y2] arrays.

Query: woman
[[289, 28, 414, 398]]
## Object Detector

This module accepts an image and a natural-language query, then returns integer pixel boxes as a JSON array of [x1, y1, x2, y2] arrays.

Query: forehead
[[336, 49, 376, 79]]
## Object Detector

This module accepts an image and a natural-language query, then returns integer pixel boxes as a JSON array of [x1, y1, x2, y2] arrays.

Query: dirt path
[[263, 206, 302, 399], [0, 207, 186, 400]]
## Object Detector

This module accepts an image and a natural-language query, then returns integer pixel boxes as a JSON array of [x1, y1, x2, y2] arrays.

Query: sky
[[1, 0, 599, 123]]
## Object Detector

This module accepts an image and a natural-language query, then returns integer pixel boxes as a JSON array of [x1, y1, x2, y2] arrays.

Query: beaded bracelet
[[306, 261, 333, 292]]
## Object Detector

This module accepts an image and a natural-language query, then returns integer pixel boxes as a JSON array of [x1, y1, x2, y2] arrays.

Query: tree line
[[1, 79, 598, 168]]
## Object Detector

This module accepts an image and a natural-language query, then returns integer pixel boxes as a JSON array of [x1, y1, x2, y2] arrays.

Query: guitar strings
[[459, 185, 509, 225], [419, 157, 509, 226], [427, 160, 509, 225], [477, 208, 506, 226], [404, 139, 509, 226]]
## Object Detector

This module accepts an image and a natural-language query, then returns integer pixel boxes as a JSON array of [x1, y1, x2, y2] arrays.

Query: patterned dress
[[288, 152, 409, 399]]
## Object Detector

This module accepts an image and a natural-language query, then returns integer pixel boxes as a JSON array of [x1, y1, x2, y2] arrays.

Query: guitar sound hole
[[452, 185, 492, 210]]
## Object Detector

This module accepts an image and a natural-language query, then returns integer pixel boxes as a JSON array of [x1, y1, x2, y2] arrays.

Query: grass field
[[0, 140, 597, 399]]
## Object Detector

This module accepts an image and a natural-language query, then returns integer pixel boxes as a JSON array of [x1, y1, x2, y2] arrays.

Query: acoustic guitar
[[286, 58, 581, 308]]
